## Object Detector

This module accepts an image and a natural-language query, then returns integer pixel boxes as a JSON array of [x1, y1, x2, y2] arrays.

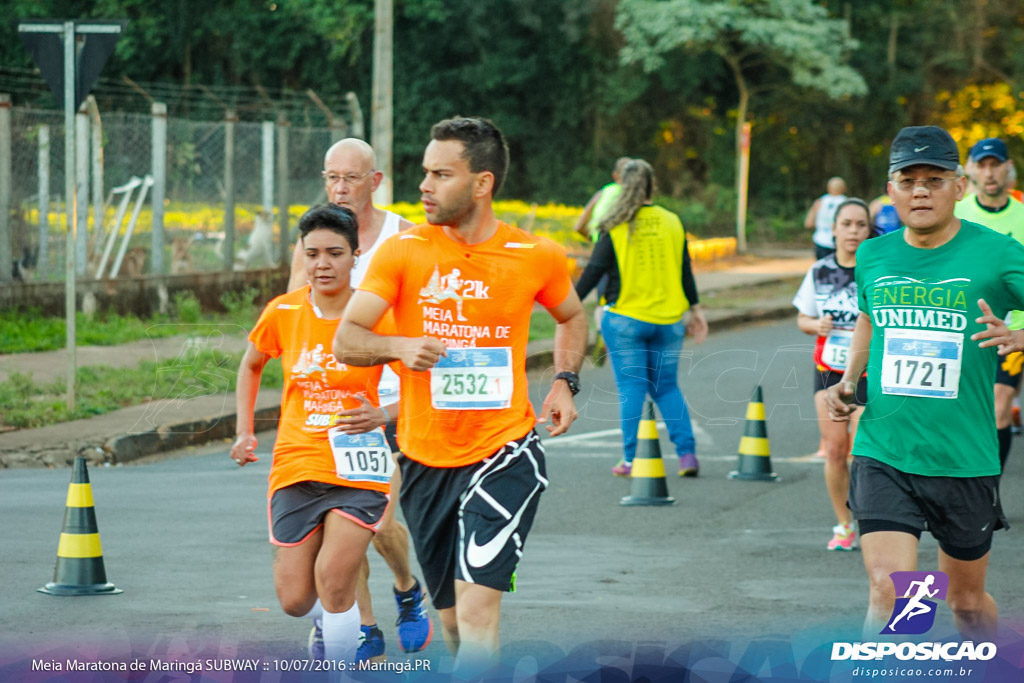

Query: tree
[[616, 0, 867, 248]]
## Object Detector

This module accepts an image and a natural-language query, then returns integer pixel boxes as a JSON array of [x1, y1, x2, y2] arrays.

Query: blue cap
[[969, 138, 1009, 163]]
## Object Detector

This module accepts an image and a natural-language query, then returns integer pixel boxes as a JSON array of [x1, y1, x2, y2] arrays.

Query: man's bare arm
[[549, 289, 587, 374], [287, 239, 307, 292], [572, 191, 601, 239], [823, 314, 872, 420], [333, 290, 447, 370], [537, 289, 588, 437]]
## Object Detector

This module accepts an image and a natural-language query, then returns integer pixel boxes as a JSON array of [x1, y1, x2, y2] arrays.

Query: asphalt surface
[[4, 318, 1024, 682]]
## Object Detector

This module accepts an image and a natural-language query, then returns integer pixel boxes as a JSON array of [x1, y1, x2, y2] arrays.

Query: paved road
[[4, 319, 1024, 681]]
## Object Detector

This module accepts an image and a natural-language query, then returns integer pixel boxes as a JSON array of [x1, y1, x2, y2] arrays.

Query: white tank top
[[351, 210, 402, 288], [351, 210, 403, 406], [813, 194, 847, 248]]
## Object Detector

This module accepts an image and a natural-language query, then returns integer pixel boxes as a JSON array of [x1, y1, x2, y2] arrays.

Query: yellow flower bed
[[23, 200, 734, 262]]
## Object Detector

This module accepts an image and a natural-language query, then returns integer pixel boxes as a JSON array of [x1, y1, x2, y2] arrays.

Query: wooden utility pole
[[372, 0, 394, 205]]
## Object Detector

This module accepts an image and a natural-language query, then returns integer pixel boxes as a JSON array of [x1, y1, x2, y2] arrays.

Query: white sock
[[301, 598, 323, 621], [322, 604, 360, 664]]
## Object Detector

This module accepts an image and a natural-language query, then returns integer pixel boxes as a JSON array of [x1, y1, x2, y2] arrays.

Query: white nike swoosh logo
[[465, 484, 541, 568], [981, 523, 991, 532], [914, 146, 929, 152]]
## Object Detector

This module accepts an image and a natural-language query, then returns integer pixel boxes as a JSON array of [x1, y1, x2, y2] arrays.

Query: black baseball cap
[[888, 126, 960, 174], [968, 138, 1009, 163]]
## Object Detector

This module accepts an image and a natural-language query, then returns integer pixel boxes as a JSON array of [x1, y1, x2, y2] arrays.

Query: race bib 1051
[[327, 427, 394, 483]]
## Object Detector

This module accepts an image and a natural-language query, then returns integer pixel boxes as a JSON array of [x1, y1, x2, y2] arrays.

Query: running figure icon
[[887, 574, 939, 632]]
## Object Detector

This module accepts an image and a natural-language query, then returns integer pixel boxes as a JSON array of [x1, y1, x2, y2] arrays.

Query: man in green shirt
[[573, 157, 631, 242], [955, 137, 1024, 470], [825, 125, 1024, 640]]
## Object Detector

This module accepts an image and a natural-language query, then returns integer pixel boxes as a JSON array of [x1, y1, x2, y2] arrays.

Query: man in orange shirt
[[334, 117, 587, 674]]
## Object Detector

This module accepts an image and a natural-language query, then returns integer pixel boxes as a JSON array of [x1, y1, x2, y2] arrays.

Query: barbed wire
[[0, 65, 354, 125]]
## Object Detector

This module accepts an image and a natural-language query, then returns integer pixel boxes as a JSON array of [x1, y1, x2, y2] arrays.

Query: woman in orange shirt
[[231, 205, 393, 665]]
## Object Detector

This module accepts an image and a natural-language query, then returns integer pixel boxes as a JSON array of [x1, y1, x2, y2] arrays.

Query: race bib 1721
[[880, 328, 962, 399]]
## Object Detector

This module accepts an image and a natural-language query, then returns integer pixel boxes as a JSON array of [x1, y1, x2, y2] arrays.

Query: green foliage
[[616, 0, 866, 98], [0, 305, 250, 354], [220, 287, 260, 329], [6, 0, 1024, 233], [0, 348, 282, 430], [173, 291, 202, 324]]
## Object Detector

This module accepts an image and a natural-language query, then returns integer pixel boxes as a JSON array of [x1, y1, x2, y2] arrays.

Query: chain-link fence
[[2, 100, 342, 282]]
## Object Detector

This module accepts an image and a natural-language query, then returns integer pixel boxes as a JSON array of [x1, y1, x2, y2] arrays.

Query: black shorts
[[849, 456, 1007, 560], [268, 481, 389, 546], [995, 351, 1023, 389], [399, 430, 548, 610], [815, 244, 836, 260], [814, 368, 868, 406]]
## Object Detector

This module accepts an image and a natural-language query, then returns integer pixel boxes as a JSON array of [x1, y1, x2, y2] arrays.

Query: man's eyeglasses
[[892, 177, 959, 193], [321, 171, 373, 186]]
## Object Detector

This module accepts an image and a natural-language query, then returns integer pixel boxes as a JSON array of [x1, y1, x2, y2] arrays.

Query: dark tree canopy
[[2, 0, 1023, 234]]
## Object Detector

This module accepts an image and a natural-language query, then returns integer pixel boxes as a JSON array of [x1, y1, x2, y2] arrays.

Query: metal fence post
[[150, 101, 167, 275], [75, 104, 89, 276], [0, 94, 11, 282], [346, 92, 364, 140], [276, 111, 290, 266], [89, 97, 103, 260], [222, 108, 236, 271], [62, 20, 77, 409], [37, 123, 50, 279], [261, 120, 274, 218]]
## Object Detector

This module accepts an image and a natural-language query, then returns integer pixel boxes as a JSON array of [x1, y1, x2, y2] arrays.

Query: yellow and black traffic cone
[[728, 386, 778, 482], [621, 401, 675, 506], [38, 457, 122, 596]]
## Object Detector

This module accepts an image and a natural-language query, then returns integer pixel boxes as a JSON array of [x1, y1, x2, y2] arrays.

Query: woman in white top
[[793, 198, 874, 551]]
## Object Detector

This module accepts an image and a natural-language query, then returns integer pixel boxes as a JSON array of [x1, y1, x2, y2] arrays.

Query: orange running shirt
[[249, 286, 386, 496], [359, 221, 572, 467]]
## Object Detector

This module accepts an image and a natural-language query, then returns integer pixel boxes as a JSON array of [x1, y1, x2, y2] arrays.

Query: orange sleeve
[[248, 298, 283, 358], [358, 236, 403, 305], [534, 237, 573, 309]]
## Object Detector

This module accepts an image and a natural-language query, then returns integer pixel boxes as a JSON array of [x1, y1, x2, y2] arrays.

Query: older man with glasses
[[287, 139, 433, 662], [826, 125, 1024, 641]]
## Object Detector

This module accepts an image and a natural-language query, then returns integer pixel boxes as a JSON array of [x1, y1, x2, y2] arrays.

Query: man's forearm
[[840, 316, 873, 383], [334, 320, 403, 367], [553, 308, 587, 374]]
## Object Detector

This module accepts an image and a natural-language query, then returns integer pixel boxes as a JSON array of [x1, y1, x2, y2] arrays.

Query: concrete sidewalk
[[0, 248, 814, 468]]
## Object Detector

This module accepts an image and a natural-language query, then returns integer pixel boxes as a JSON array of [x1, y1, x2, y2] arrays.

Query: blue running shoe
[[307, 618, 324, 660], [394, 578, 433, 653], [357, 624, 386, 663]]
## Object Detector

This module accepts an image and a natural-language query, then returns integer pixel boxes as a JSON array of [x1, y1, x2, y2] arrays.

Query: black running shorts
[[995, 351, 1023, 389], [268, 481, 389, 546], [814, 368, 868, 406], [849, 456, 1007, 559], [399, 430, 548, 610]]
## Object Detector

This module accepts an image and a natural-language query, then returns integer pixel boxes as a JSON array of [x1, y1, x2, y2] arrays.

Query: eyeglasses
[[892, 176, 959, 193], [321, 170, 373, 186]]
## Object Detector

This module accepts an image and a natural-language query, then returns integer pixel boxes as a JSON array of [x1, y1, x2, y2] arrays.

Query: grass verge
[[0, 347, 282, 430], [0, 289, 261, 354]]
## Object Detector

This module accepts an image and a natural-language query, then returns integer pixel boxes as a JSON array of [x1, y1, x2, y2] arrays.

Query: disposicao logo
[[831, 571, 998, 662], [884, 570, 948, 635]]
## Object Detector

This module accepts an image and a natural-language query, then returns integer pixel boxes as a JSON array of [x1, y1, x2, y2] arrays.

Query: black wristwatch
[[554, 371, 581, 396]]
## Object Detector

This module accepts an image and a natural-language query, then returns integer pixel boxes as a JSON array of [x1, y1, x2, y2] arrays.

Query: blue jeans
[[601, 310, 696, 463]]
